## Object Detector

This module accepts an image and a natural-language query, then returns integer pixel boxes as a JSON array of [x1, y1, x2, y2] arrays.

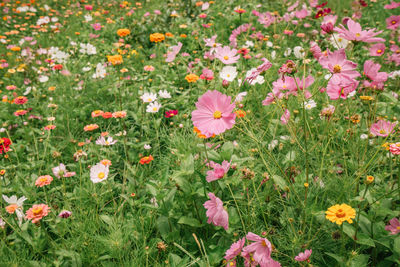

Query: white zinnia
[[146, 101, 162, 113], [158, 90, 171, 99], [141, 92, 157, 103]]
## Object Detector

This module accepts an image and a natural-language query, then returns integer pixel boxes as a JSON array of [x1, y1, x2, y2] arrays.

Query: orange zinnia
[[149, 33, 165, 43], [139, 155, 154, 164], [117, 28, 130, 37], [107, 55, 123, 65]]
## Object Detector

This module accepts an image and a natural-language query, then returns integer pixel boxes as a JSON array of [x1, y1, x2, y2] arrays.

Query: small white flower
[[271, 50, 276, 59], [293, 46, 305, 58], [2, 195, 27, 226], [235, 92, 247, 103], [96, 136, 117, 146], [330, 33, 349, 49], [38, 75, 49, 83], [244, 40, 254, 48], [92, 63, 106, 79], [245, 68, 264, 85], [47, 117, 55, 121], [90, 163, 109, 183], [70, 41, 77, 46], [79, 43, 97, 55], [266, 41, 273, 47], [82, 66, 91, 72], [158, 90, 171, 99], [348, 91, 356, 97], [284, 48, 292, 57], [23, 86, 34, 96], [304, 99, 317, 110], [324, 74, 331, 80], [360, 134, 368, 140], [150, 197, 159, 207], [268, 140, 278, 150], [141, 92, 157, 103], [220, 66, 238, 82], [146, 101, 162, 113], [0, 128, 6, 133], [0, 218, 5, 229], [84, 14, 93, 22], [144, 144, 151, 150]]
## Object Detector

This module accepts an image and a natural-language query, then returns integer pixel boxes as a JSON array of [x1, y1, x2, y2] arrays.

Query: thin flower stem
[[354, 184, 369, 243], [227, 183, 247, 234]]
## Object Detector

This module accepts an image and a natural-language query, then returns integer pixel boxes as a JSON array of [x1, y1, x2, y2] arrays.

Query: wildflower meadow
[[1, 0, 400, 266]]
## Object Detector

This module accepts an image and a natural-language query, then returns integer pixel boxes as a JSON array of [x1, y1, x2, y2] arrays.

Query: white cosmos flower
[[146, 101, 162, 113], [271, 50, 276, 59], [92, 63, 106, 79], [96, 136, 117, 146], [2, 195, 27, 226], [244, 41, 254, 48], [144, 144, 151, 150], [360, 134, 368, 140], [220, 66, 238, 82], [245, 68, 264, 85], [79, 43, 97, 55], [304, 99, 317, 110], [141, 92, 157, 103], [293, 46, 305, 58], [284, 48, 292, 57], [90, 163, 109, 184], [158, 90, 171, 99], [330, 33, 349, 49], [235, 92, 247, 103], [38, 75, 49, 83], [82, 66, 91, 72]]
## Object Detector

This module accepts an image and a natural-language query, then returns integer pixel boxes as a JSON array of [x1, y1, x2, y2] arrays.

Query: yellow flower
[[107, 55, 123, 65], [366, 175, 374, 184], [325, 204, 356, 225], [359, 95, 374, 101], [185, 74, 199, 83], [149, 33, 165, 43]]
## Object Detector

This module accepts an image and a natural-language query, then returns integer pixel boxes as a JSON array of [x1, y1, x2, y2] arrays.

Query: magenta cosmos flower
[[334, 18, 385, 43], [385, 218, 400, 235], [370, 120, 396, 137], [295, 249, 312, 262], [224, 237, 245, 266], [242, 232, 281, 267], [206, 160, 230, 182], [191, 90, 236, 138], [386, 15, 400, 30], [203, 192, 229, 230], [215, 46, 240, 64]]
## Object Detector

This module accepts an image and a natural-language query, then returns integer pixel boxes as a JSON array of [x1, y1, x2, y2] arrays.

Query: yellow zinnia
[[325, 203, 356, 225]]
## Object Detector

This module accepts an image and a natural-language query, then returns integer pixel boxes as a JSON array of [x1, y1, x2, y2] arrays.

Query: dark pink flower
[[295, 249, 312, 262], [385, 218, 400, 235], [389, 143, 400, 155], [199, 68, 214, 80], [165, 110, 178, 118], [191, 90, 236, 138], [224, 238, 245, 263], [206, 160, 230, 182], [58, 210, 72, 218], [242, 232, 281, 267], [203, 193, 229, 230], [334, 19, 384, 43], [370, 120, 396, 137], [386, 15, 400, 30]]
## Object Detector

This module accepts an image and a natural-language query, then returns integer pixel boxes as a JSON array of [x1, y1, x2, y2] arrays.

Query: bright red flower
[[0, 138, 11, 154]]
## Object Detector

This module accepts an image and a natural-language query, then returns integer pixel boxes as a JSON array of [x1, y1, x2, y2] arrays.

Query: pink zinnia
[[91, 23, 102, 31], [363, 60, 388, 90], [242, 232, 281, 267], [334, 18, 384, 43], [206, 160, 230, 182], [191, 90, 236, 138], [385, 218, 400, 235], [369, 43, 385, 57], [215, 46, 240, 64], [35, 175, 53, 187], [370, 120, 396, 137], [199, 68, 214, 80], [295, 249, 312, 262], [203, 193, 229, 230], [165, 42, 182, 63], [25, 204, 50, 223], [281, 109, 290, 125], [224, 238, 245, 266], [386, 15, 400, 30], [389, 143, 400, 155]]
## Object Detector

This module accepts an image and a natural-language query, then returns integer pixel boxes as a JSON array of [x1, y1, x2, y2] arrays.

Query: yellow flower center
[[397, 226, 400, 230], [261, 240, 268, 247], [40, 178, 47, 183], [227, 74, 230, 77], [213, 43, 217, 47], [379, 129, 387, 134], [223, 56, 229, 60], [377, 49, 382, 53], [392, 20, 397, 24], [98, 172, 105, 179], [213, 110, 222, 119], [105, 141, 109, 145], [153, 107, 158, 111], [333, 64, 341, 73], [32, 207, 43, 215], [335, 209, 346, 218], [356, 33, 361, 37]]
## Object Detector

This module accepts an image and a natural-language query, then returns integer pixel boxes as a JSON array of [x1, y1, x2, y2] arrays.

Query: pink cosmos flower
[[52, 163, 75, 178], [224, 238, 245, 266], [203, 35, 221, 53], [199, 68, 214, 80], [386, 15, 400, 30], [272, 77, 297, 99], [262, 93, 275, 106], [215, 46, 240, 64], [310, 41, 324, 60], [242, 232, 281, 267], [295, 9, 308, 19], [281, 109, 290, 125], [91, 23, 102, 31], [166, 42, 182, 63], [203, 193, 229, 230], [258, 12, 275, 27], [318, 49, 360, 80], [370, 120, 396, 137], [191, 90, 236, 138], [295, 249, 312, 262], [326, 74, 359, 100], [384, 1, 400, 9], [206, 160, 230, 182], [363, 60, 388, 90], [245, 58, 272, 84], [334, 19, 384, 43], [389, 143, 400, 155], [385, 218, 400, 235], [369, 43, 385, 57]]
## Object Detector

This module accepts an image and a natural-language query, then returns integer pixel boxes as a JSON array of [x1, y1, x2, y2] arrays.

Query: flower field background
[[1, 0, 400, 266]]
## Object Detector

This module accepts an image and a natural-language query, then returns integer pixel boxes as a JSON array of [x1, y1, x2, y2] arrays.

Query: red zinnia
[[139, 155, 154, 165], [0, 138, 11, 154], [102, 112, 113, 119], [165, 110, 178, 118]]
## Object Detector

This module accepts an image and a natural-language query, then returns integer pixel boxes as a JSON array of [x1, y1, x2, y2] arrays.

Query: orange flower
[[44, 125, 56, 131], [112, 111, 127, 118], [235, 110, 246, 118], [6, 204, 18, 214], [107, 55, 123, 65], [35, 175, 53, 187], [83, 124, 99, 131], [25, 204, 50, 223], [91, 110, 104, 118], [185, 74, 199, 83], [10, 46, 21, 51], [117, 28, 130, 37], [101, 159, 112, 166], [193, 127, 215, 139], [150, 33, 165, 43], [139, 155, 154, 164], [165, 32, 174, 37], [180, 34, 187, 38]]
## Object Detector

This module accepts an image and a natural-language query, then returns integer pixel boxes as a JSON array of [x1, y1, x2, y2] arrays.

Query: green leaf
[[156, 216, 171, 239], [325, 252, 345, 265], [178, 216, 201, 227], [181, 154, 194, 175], [394, 236, 400, 254], [271, 175, 288, 190], [100, 215, 113, 226], [356, 233, 375, 247], [220, 142, 234, 160], [284, 151, 296, 163], [349, 254, 369, 267], [146, 183, 158, 196]]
